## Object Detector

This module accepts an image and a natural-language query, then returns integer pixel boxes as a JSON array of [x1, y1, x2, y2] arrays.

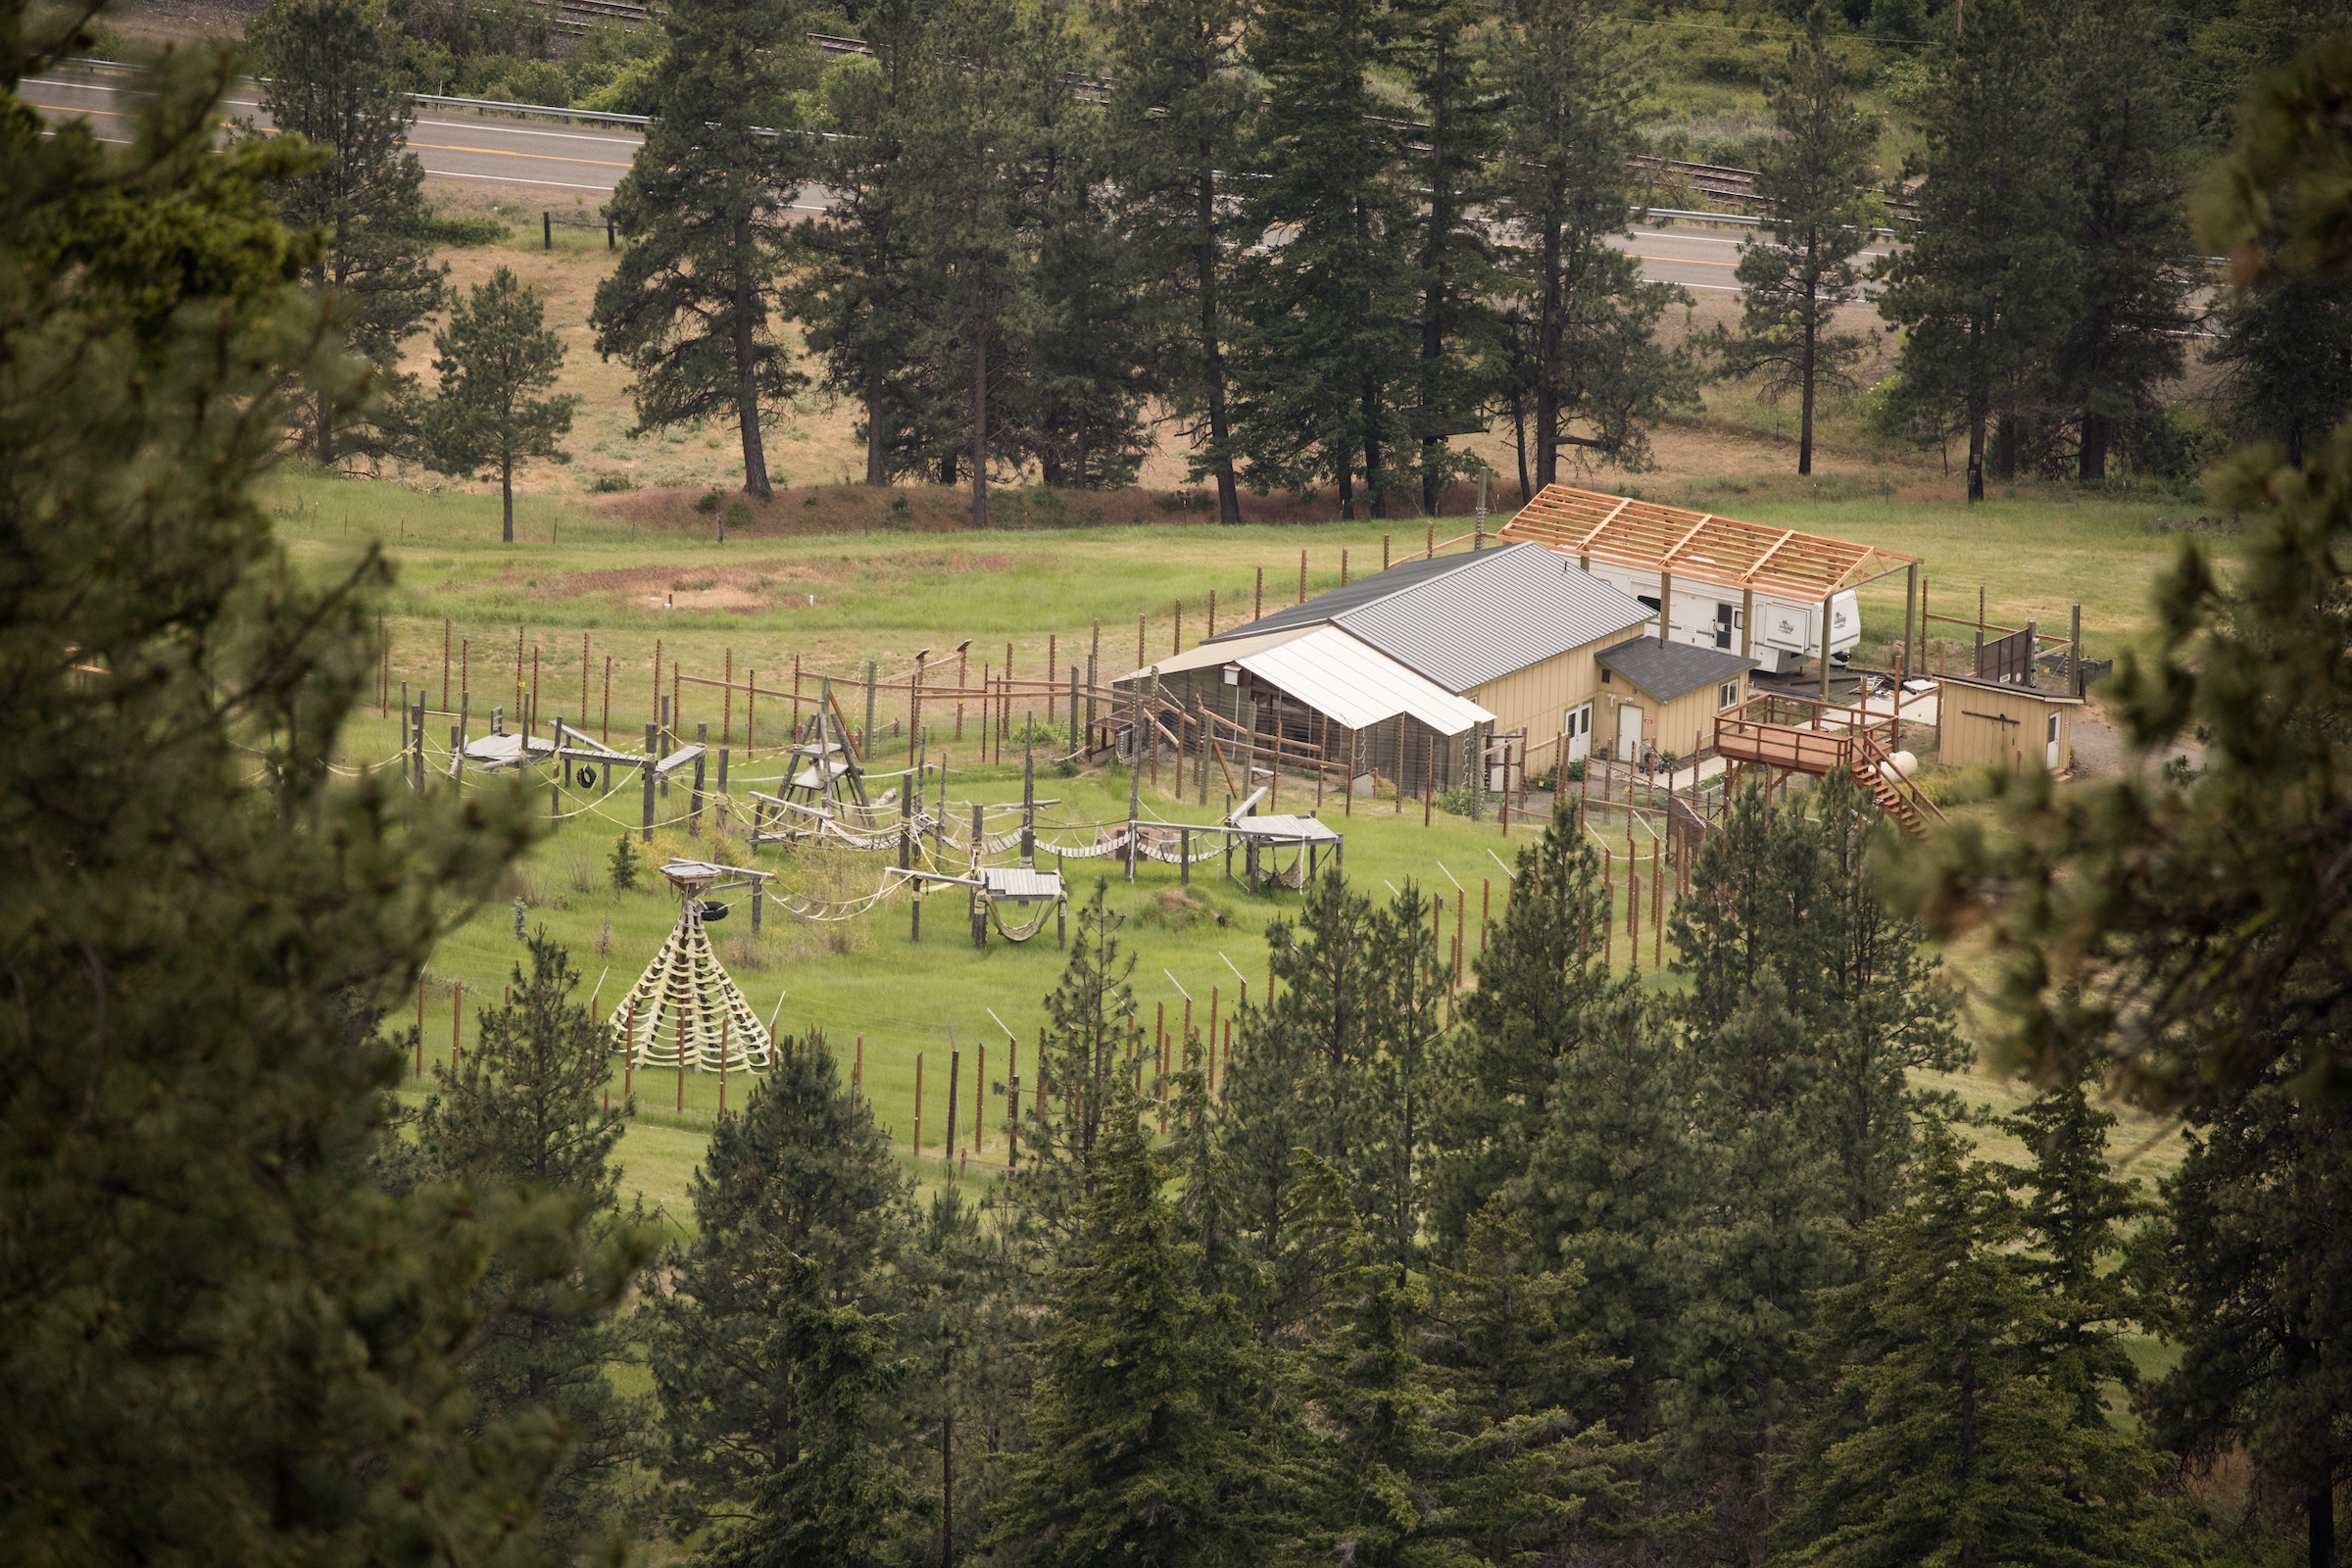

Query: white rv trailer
[[1499, 486, 1916, 679], [1574, 564, 1859, 675]]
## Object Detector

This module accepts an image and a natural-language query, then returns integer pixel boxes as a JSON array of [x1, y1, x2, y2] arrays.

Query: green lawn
[[279, 470, 2210, 1218]]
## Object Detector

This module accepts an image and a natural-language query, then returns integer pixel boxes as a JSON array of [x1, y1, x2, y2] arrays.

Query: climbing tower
[[608, 860, 775, 1073]]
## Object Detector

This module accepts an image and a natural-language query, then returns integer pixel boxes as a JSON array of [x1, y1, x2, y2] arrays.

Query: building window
[[1718, 679, 1740, 710]]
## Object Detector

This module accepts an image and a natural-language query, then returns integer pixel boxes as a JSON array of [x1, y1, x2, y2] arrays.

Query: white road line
[[412, 117, 643, 146], [420, 167, 619, 192]]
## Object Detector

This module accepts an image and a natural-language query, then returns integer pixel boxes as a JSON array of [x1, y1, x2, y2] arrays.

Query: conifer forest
[[5, 1, 2352, 1566]]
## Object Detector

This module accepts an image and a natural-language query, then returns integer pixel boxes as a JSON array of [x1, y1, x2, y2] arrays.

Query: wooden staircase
[[1848, 734, 1944, 838]]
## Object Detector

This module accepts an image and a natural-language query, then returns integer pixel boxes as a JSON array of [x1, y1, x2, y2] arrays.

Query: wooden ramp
[[1714, 710, 1944, 838]]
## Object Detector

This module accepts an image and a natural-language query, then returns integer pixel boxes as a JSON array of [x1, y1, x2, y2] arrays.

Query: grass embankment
[[281, 473, 2213, 1219]]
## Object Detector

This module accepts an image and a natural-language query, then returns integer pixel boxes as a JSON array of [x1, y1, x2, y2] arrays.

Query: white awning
[[1126, 625, 1494, 736], [1122, 625, 1317, 681]]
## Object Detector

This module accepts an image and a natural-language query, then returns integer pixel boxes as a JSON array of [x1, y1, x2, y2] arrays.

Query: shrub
[[725, 499, 751, 532], [609, 835, 642, 892], [587, 470, 637, 493], [692, 488, 721, 514]]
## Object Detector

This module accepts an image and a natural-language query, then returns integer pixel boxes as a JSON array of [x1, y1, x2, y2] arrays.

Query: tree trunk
[[1512, 388, 1530, 501], [864, 367, 887, 486], [970, 280, 989, 531], [2311, 1457, 2336, 1568], [2079, 411, 2110, 482], [731, 220, 770, 503], [1338, 463, 1354, 521], [1966, 393, 1987, 503], [501, 455, 514, 544], [1535, 217, 1565, 491], [315, 391, 335, 470], [1419, 46, 1450, 518], [1993, 413, 2018, 481], [1195, 165, 1242, 526], [1364, 373, 1387, 520], [1797, 276, 1818, 477]]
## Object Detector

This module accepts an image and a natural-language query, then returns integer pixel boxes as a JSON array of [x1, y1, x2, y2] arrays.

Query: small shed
[[1936, 674, 2084, 774], [1593, 635, 1759, 766]]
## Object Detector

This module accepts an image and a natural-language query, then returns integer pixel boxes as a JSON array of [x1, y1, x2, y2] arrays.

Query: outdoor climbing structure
[[607, 859, 776, 1073]]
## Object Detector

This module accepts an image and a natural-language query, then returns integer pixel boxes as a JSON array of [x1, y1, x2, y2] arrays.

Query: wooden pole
[[914, 1052, 924, 1155], [1298, 550, 1306, 604], [451, 982, 463, 1073], [975, 1041, 986, 1153], [416, 978, 425, 1078], [946, 1047, 959, 1165]]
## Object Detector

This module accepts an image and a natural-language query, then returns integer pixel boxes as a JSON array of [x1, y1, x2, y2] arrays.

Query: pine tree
[[2046, 0, 2193, 481], [1288, 1159, 1641, 1567], [1103, 0, 1255, 522], [892, 0, 1029, 525], [1876, 0, 2077, 497], [2207, 274, 2352, 467], [1360, 884, 1450, 1270], [251, 0, 446, 466], [1431, 802, 1626, 1255], [1217, 868, 1383, 1339], [649, 1037, 922, 1565], [787, 0, 930, 487], [1672, 775, 1966, 1235], [2145, 1068, 2352, 1568], [1503, 990, 1691, 1442], [1664, 968, 1845, 1562], [1711, 5, 1878, 477], [2001, 1072, 2163, 1429], [1004, 877, 1139, 1268], [1493, 0, 1695, 483], [992, 1086, 1273, 1567], [420, 267, 580, 543], [1777, 1123, 2174, 1568], [1232, 0, 1415, 517], [410, 935, 655, 1552], [1396, 0, 1506, 514], [2, 36, 615, 1559], [590, 0, 815, 503], [1007, 0, 1151, 491], [1888, 33, 2352, 1103]]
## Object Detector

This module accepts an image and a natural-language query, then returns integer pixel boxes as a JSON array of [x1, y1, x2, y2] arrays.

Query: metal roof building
[[1199, 541, 1652, 692]]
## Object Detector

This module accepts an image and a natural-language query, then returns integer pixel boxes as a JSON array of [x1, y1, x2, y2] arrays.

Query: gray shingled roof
[[1200, 541, 1651, 693], [1595, 636, 1759, 703]]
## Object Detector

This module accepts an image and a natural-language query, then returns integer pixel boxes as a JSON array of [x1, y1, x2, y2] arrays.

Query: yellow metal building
[[1936, 674, 2083, 773]]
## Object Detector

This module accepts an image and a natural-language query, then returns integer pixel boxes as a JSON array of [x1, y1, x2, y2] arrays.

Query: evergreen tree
[[590, 0, 815, 502], [1890, 31, 2352, 1103], [992, 1086, 1273, 1567], [1005, 878, 1139, 1268], [1493, 0, 1695, 483], [1217, 868, 1384, 1338], [1431, 802, 1633, 1256], [1777, 1123, 2174, 1568], [1288, 1158, 1641, 1567], [2, 35, 621, 1559], [649, 1037, 922, 1565], [1104, 0, 1255, 523], [787, 2, 929, 487], [410, 935, 654, 1552], [2145, 1068, 2352, 1568], [252, 0, 446, 466], [1876, 0, 2077, 497], [1232, 0, 1415, 517], [894, 0, 1029, 524], [2046, 0, 2194, 481], [2207, 274, 2352, 467], [1671, 775, 1966, 1235], [1007, 0, 1152, 490], [1396, 0, 1506, 514], [1710, 5, 1878, 477], [2001, 1072, 2164, 1428], [420, 267, 580, 543], [1664, 968, 1845, 1562], [1360, 884, 1450, 1270], [1503, 990, 1691, 1442]]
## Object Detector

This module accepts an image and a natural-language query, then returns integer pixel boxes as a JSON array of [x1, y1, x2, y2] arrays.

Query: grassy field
[[281, 470, 2211, 1222]]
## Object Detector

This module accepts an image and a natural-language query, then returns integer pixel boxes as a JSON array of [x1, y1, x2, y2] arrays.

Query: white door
[[1617, 704, 1643, 763], [1565, 702, 1592, 763], [2046, 713, 2061, 770]]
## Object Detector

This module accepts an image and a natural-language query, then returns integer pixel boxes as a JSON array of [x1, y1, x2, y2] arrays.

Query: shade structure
[[1501, 485, 1920, 600], [607, 898, 774, 1073]]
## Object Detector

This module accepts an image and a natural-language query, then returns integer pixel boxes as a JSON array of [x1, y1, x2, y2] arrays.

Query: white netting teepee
[[609, 864, 775, 1073]]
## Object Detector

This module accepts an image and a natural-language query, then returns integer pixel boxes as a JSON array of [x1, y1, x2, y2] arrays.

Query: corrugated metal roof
[[1240, 627, 1494, 735], [1595, 636, 1759, 703], [1227, 813, 1346, 843], [1199, 541, 1651, 695], [1119, 625, 1314, 684]]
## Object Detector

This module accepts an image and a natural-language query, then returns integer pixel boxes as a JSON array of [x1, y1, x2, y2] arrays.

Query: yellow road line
[[36, 105, 632, 170], [1632, 253, 1736, 269]]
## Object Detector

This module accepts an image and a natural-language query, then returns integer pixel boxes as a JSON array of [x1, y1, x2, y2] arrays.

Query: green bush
[[1913, 763, 1996, 807], [692, 488, 721, 514], [587, 470, 637, 493], [425, 216, 510, 247]]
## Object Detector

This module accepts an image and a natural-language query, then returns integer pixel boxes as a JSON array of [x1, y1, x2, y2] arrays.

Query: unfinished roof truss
[[1500, 485, 1920, 600]]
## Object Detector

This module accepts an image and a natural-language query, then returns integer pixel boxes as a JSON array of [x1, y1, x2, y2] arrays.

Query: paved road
[[26, 69, 1890, 291]]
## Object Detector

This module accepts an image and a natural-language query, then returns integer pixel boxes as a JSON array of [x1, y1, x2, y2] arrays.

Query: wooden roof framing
[[1499, 485, 1920, 600]]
